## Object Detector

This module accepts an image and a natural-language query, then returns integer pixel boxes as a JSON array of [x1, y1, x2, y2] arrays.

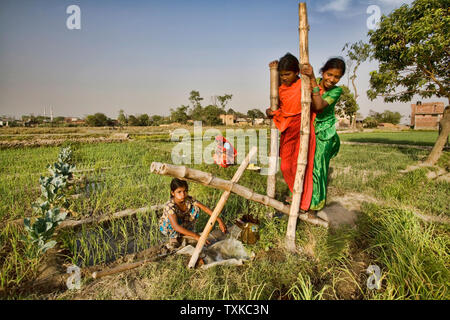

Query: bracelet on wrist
[[312, 86, 320, 93]]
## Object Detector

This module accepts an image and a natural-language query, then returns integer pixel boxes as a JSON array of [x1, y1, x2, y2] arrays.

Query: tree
[[216, 94, 233, 110], [247, 108, 265, 120], [227, 108, 236, 115], [366, 0, 449, 164], [363, 116, 378, 128], [202, 105, 223, 126], [170, 105, 189, 124], [118, 109, 127, 126], [127, 115, 140, 126], [138, 114, 150, 126], [342, 41, 371, 128], [85, 113, 110, 127], [369, 109, 402, 125], [335, 85, 358, 125], [188, 90, 204, 121], [151, 115, 163, 126]]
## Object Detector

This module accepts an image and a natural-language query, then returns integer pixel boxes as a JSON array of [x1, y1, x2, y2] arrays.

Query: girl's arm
[[195, 201, 227, 234], [300, 64, 329, 112], [167, 214, 210, 244]]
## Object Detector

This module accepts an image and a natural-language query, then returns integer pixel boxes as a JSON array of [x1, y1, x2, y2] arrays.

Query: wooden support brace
[[187, 146, 258, 268]]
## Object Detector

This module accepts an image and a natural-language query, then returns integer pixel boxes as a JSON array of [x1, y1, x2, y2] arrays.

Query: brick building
[[219, 114, 237, 126], [411, 101, 445, 129]]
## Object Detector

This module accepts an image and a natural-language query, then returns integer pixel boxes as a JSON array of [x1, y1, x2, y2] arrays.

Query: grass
[[339, 130, 442, 146], [0, 127, 449, 299]]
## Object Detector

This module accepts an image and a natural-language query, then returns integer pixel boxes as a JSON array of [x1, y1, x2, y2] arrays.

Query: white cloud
[[317, 0, 352, 13], [376, 0, 414, 8]]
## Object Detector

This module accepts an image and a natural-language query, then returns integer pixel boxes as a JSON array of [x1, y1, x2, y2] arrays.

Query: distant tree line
[[363, 110, 402, 128]]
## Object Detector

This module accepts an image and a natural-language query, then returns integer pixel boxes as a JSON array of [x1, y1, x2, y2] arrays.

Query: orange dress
[[272, 78, 316, 211]]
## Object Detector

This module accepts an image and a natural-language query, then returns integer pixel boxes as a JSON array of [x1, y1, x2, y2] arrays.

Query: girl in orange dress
[[266, 53, 317, 211]]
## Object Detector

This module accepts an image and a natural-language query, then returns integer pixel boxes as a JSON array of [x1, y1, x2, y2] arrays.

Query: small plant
[[24, 146, 75, 254], [23, 205, 67, 253]]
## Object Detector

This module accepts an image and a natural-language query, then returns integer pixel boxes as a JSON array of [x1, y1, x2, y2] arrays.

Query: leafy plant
[[24, 207, 67, 253], [23, 146, 75, 254]]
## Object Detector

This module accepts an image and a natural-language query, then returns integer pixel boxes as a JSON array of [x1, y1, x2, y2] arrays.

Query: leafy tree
[[85, 113, 110, 127], [216, 94, 233, 110], [187, 91, 204, 121], [227, 108, 236, 115], [170, 105, 189, 124], [369, 109, 402, 125], [247, 109, 265, 120], [137, 114, 150, 126], [365, 0, 449, 164], [127, 115, 140, 126], [202, 105, 223, 126], [118, 109, 127, 126], [363, 116, 378, 128], [151, 115, 163, 126], [335, 85, 358, 125]]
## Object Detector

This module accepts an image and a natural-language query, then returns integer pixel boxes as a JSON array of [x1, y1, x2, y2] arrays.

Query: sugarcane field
[[1, 0, 449, 305]]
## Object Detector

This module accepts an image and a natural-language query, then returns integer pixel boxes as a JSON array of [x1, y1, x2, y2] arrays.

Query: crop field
[[0, 127, 449, 300]]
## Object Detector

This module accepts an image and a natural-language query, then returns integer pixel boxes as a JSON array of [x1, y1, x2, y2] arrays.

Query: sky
[[0, 0, 446, 123]]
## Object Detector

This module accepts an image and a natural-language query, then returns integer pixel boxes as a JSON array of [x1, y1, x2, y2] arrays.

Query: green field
[[339, 130, 443, 146], [0, 128, 449, 300]]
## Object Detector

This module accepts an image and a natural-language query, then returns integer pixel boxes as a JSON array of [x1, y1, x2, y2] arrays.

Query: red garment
[[274, 78, 316, 211], [272, 78, 303, 133], [213, 135, 237, 168]]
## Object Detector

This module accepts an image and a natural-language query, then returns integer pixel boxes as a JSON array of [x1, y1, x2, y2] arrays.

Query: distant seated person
[[213, 135, 237, 168], [159, 178, 227, 249]]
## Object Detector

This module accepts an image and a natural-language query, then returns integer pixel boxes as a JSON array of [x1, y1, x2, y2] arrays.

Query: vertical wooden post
[[285, 2, 311, 252], [187, 146, 258, 269], [267, 62, 280, 199]]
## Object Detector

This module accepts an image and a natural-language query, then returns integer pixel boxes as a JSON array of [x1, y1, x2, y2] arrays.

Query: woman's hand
[[300, 63, 315, 79], [268, 60, 278, 68], [266, 108, 274, 119], [195, 234, 211, 245]]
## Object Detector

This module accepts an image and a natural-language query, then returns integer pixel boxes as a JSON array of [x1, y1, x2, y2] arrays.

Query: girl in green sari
[[301, 58, 346, 212]]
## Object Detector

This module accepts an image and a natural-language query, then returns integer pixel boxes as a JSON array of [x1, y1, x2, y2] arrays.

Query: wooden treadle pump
[[266, 59, 279, 199], [285, 2, 312, 252], [187, 146, 258, 268]]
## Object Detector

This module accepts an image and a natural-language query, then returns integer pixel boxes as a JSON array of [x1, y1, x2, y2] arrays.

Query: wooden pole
[[285, 2, 312, 252], [187, 146, 258, 269], [267, 62, 280, 199], [150, 162, 328, 227]]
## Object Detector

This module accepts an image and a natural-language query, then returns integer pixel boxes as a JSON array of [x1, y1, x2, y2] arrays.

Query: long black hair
[[320, 57, 346, 76], [170, 178, 188, 198], [277, 52, 300, 73]]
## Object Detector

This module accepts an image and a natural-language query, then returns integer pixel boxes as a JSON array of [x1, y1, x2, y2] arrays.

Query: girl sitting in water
[[159, 178, 227, 248]]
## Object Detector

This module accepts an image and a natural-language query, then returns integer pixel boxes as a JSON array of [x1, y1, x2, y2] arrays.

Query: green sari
[[309, 79, 343, 211]]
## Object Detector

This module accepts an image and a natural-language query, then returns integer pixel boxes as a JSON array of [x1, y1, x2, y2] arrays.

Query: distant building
[[253, 118, 265, 125], [236, 118, 252, 126], [64, 117, 85, 125], [219, 114, 236, 126], [411, 101, 445, 129]]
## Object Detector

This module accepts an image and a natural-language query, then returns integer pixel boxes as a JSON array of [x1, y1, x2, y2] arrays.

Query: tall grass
[[358, 203, 449, 300], [1, 128, 449, 299]]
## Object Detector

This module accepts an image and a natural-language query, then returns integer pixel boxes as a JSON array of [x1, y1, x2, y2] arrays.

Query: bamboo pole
[[267, 62, 280, 199], [150, 162, 328, 227], [91, 250, 171, 279], [285, 3, 312, 252], [187, 146, 258, 268]]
